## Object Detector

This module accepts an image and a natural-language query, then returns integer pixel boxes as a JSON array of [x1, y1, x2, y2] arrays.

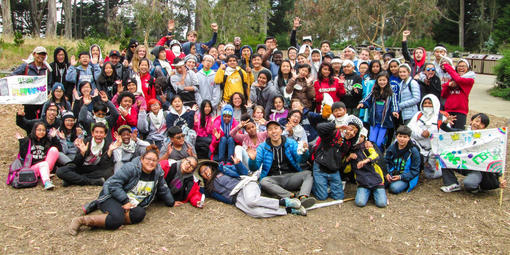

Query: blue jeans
[[312, 162, 344, 200], [369, 125, 387, 149], [389, 180, 409, 194], [355, 187, 387, 208], [217, 136, 235, 162]]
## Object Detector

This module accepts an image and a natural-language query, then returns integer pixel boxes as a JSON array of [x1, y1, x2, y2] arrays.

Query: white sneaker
[[342, 181, 346, 191], [440, 183, 461, 193]]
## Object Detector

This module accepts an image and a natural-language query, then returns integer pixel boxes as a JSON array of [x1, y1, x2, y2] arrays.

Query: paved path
[[469, 74, 510, 119]]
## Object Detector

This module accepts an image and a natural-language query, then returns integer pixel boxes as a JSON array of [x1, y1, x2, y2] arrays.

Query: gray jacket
[[398, 77, 421, 121], [196, 69, 221, 109], [113, 139, 151, 172], [98, 157, 174, 208], [137, 110, 168, 144], [249, 80, 281, 117]]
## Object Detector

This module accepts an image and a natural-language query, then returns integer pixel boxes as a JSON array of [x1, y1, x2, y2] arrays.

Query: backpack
[[416, 110, 449, 130], [6, 140, 38, 189], [220, 68, 248, 98]]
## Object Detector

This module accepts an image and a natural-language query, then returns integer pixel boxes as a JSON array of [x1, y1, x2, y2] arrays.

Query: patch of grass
[[489, 86, 510, 100], [0, 37, 120, 71]]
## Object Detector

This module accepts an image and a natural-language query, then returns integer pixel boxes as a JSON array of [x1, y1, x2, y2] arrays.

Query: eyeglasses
[[130, 44, 138, 48], [143, 157, 158, 163], [426, 68, 436, 71]]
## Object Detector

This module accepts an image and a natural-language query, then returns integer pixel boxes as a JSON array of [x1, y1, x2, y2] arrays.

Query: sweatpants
[[442, 168, 482, 191], [99, 198, 146, 230], [56, 162, 113, 186], [235, 182, 287, 218], [260, 170, 313, 198]]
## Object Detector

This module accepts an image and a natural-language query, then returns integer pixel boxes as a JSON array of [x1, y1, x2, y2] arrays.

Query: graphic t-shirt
[[127, 171, 155, 205]]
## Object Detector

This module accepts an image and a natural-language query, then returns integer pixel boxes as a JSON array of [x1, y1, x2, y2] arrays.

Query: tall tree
[[46, 0, 57, 38], [436, 0, 465, 48], [63, 0, 72, 38], [1, 0, 14, 36]]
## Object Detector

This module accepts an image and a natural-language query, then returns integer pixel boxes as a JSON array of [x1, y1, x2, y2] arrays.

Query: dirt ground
[[0, 105, 509, 255]]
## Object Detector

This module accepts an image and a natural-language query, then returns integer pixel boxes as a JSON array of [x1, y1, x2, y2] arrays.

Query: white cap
[[33, 46, 47, 54], [302, 36, 312, 42]]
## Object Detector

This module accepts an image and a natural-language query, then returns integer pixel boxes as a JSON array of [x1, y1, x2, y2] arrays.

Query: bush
[[495, 49, 510, 89], [73, 37, 107, 57], [14, 32, 24, 46]]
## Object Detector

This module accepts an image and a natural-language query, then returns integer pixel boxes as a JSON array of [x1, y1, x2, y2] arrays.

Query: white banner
[[431, 128, 507, 174], [0, 75, 48, 104]]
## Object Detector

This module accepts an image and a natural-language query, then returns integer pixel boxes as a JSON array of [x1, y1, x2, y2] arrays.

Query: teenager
[[286, 64, 315, 110], [196, 55, 221, 110], [57, 111, 83, 165], [398, 64, 421, 125], [49, 47, 73, 99], [250, 70, 281, 118], [138, 99, 167, 149], [113, 125, 150, 173], [78, 91, 119, 141], [17, 102, 62, 135], [314, 63, 346, 112], [66, 51, 101, 99], [165, 95, 197, 146], [159, 126, 196, 161], [15, 122, 61, 190], [56, 122, 117, 186], [230, 92, 250, 122], [384, 126, 421, 194], [268, 96, 288, 122], [215, 55, 254, 102], [402, 30, 426, 78], [41, 83, 71, 119], [210, 105, 239, 162], [96, 62, 122, 99], [69, 145, 175, 235], [194, 100, 215, 159], [250, 121, 316, 208]]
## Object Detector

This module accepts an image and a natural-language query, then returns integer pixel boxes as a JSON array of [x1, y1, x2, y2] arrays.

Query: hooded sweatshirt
[[49, 47, 72, 90], [342, 72, 363, 109], [209, 105, 240, 159], [402, 41, 426, 77], [441, 64, 475, 115], [407, 94, 446, 154]]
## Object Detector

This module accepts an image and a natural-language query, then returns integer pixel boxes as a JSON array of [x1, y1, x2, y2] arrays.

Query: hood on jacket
[[168, 40, 182, 50], [298, 44, 312, 59], [461, 71, 476, 79], [151, 45, 166, 57], [182, 42, 192, 55], [169, 105, 191, 116], [52, 47, 69, 66], [419, 94, 441, 124], [240, 45, 253, 56], [89, 44, 103, 62]]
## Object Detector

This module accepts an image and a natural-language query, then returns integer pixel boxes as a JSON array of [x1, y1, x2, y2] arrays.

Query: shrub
[[14, 32, 24, 46], [495, 50, 510, 89]]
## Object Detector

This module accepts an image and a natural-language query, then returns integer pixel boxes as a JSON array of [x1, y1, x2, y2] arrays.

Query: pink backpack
[[6, 140, 38, 188]]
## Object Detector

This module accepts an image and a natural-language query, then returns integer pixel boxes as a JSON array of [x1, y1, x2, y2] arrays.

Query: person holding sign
[[440, 113, 507, 193], [11, 46, 51, 120]]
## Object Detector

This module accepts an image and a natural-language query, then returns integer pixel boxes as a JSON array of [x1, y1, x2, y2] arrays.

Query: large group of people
[[8, 18, 506, 236]]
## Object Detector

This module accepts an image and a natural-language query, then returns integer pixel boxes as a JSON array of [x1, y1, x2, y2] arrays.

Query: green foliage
[[331, 41, 356, 51], [14, 32, 24, 46], [493, 3, 510, 47], [274, 33, 290, 49], [73, 37, 107, 57], [488, 87, 510, 100], [268, 0, 295, 36], [495, 50, 510, 90]]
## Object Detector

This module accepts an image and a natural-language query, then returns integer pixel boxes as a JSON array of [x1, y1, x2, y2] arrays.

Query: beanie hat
[[147, 98, 161, 108], [52, 82, 65, 92], [117, 125, 132, 134], [61, 111, 75, 120]]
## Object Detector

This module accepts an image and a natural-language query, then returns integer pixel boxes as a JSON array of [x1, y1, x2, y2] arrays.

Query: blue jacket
[[398, 77, 421, 121], [66, 64, 101, 93], [97, 157, 175, 208], [360, 91, 399, 129], [385, 142, 421, 192], [249, 137, 308, 180]]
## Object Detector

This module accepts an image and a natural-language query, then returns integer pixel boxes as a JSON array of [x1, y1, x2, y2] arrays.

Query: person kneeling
[[68, 145, 174, 235], [384, 126, 421, 194], [113, 125, 150, 173], [57, 122, 117, 186]]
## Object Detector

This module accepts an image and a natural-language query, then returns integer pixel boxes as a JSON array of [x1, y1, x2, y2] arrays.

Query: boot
[[81, 200, 98, 215], [69, 214, 107, 236]]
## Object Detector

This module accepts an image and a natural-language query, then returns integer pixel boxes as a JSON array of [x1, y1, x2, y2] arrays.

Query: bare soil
[[0, 105, 509, 255]]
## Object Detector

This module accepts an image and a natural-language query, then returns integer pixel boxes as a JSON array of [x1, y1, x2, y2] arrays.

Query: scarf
[[121, 140, 137, 154], [90, 139, 105, 157], [149, 110, 165, 130], [271, 108, 285, 114], [225, 67, 236, 76], [159, 60, 173, 76], [413, 47, 427, 70]]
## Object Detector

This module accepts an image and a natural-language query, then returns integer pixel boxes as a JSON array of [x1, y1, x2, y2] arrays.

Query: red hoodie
[[314, 78, 346, 112], [139, 72, 156, 104], [156, 36, 186, 65], [441, 64, 474, 115]]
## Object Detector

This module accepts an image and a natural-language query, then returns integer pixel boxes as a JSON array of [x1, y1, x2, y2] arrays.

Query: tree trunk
[[73, 0, 77, 38], [459, 0, 465, 49], [46, 0, 57, 38], [105, 0, 110, 37], [30, 0, 41, 37], [64, 0, 72, 39], [1, 0, 14, 36], [195, 0, 201, 32]]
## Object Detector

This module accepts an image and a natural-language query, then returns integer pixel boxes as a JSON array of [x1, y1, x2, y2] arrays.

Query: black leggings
[[99, 198, 146, 230]]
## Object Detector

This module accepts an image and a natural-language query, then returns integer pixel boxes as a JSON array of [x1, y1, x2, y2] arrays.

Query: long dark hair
[[59, 117, 79, 141], [229, 92, 247, 114], [200, 100, 213, 128], [49, 86, 69, 108], [368, 60, 381, 80], [29, 122, 51, 147], [98, 61, 119, 83], [373, 71, 393, 100], [318, 62, 334, 85], [277, 60, 293, 88], [200, 164, 221, 193]]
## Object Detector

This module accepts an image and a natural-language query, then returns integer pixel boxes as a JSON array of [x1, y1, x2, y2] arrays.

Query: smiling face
[[202, 58, 213, 70], [273, 54, 283, 66], [396, 133, 410, 148], [186, 60, 196, 70], [104, 64, 114, 76], [120, 96, 133, 109], [222, 114, 232, 124], [172, 97, 183, 112], [456, 61, 468, 75], [289, 112, 302, 125], [253, 108, 264, 119], [92, 126, 107, 144], [371, 62, 381, 74], [257, 73, 268, 86], [34, 124, 46, 140], [64, 117, 75, 130], [54, 89, 64, 100], [343, 64, 354, 75], [209, 47, 218, 59], [470, 116, 486, 130], [321, 43, 330, 53], [79, 54, 90, 66], [245, 122, 257, 136], [297, 55, 306, 65], [137, 46, 147, 58], [377, 76, 388, 89], [158, 50, 166, 60], [232, 94, 242, 107], [141, 152, 158, 174], [139, 60, 149, 74], [288, 49, 297, 60], [252, 56, 262, 68], [359, 50, 370, 60], [150, 102, 161, 114], [273, 97, 284, 111], [203, 103, 212, 115], [110, 55, 120, 65], [56, 50, 65, 63], [414, 49, 424, 61], [181, 157, 197, 174], [344, 124, 358, 140], [227, 57, 237, 68], [127, 82, 137, 93], [333, 107, 346, 118], [91, 46, 100, 57], [46, 105, 58, 121], [389, 62, 399, 75], [225, 47, 235, 56], [320, 65, 331, 77], [199, 165, 213, 181], [281, 62, 291, 75], [311, 52, 321, 63], [120, 130, 131, 144], [359, 64, 369, 76], [399, 67, 410, 80], [80, 83, 92, 96], [241, 48, 251, 58]]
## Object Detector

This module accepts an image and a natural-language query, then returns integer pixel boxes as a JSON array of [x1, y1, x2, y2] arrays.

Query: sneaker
[[342, 181, 346, 191], [44, 181, 55, 190], [300, 196, 316, 208], [291, 206, 307, 216], [440, 183, 461, 193], [284, 198, 301, 209]]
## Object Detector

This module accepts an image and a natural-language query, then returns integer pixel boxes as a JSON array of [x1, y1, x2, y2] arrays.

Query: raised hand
[[293, 17, 301, 30], [131, 129, 138, 142], [99, 90, 109, 102], [122, 59, 129, 68], [48, 128, 58, 138], [402, 30, 410, 41], [213, 129, 221, 140], [186, 142, 195, 157], [57, 130, 66, 139], [210, 23, 218, 32], [70, 55, 78, 66]]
